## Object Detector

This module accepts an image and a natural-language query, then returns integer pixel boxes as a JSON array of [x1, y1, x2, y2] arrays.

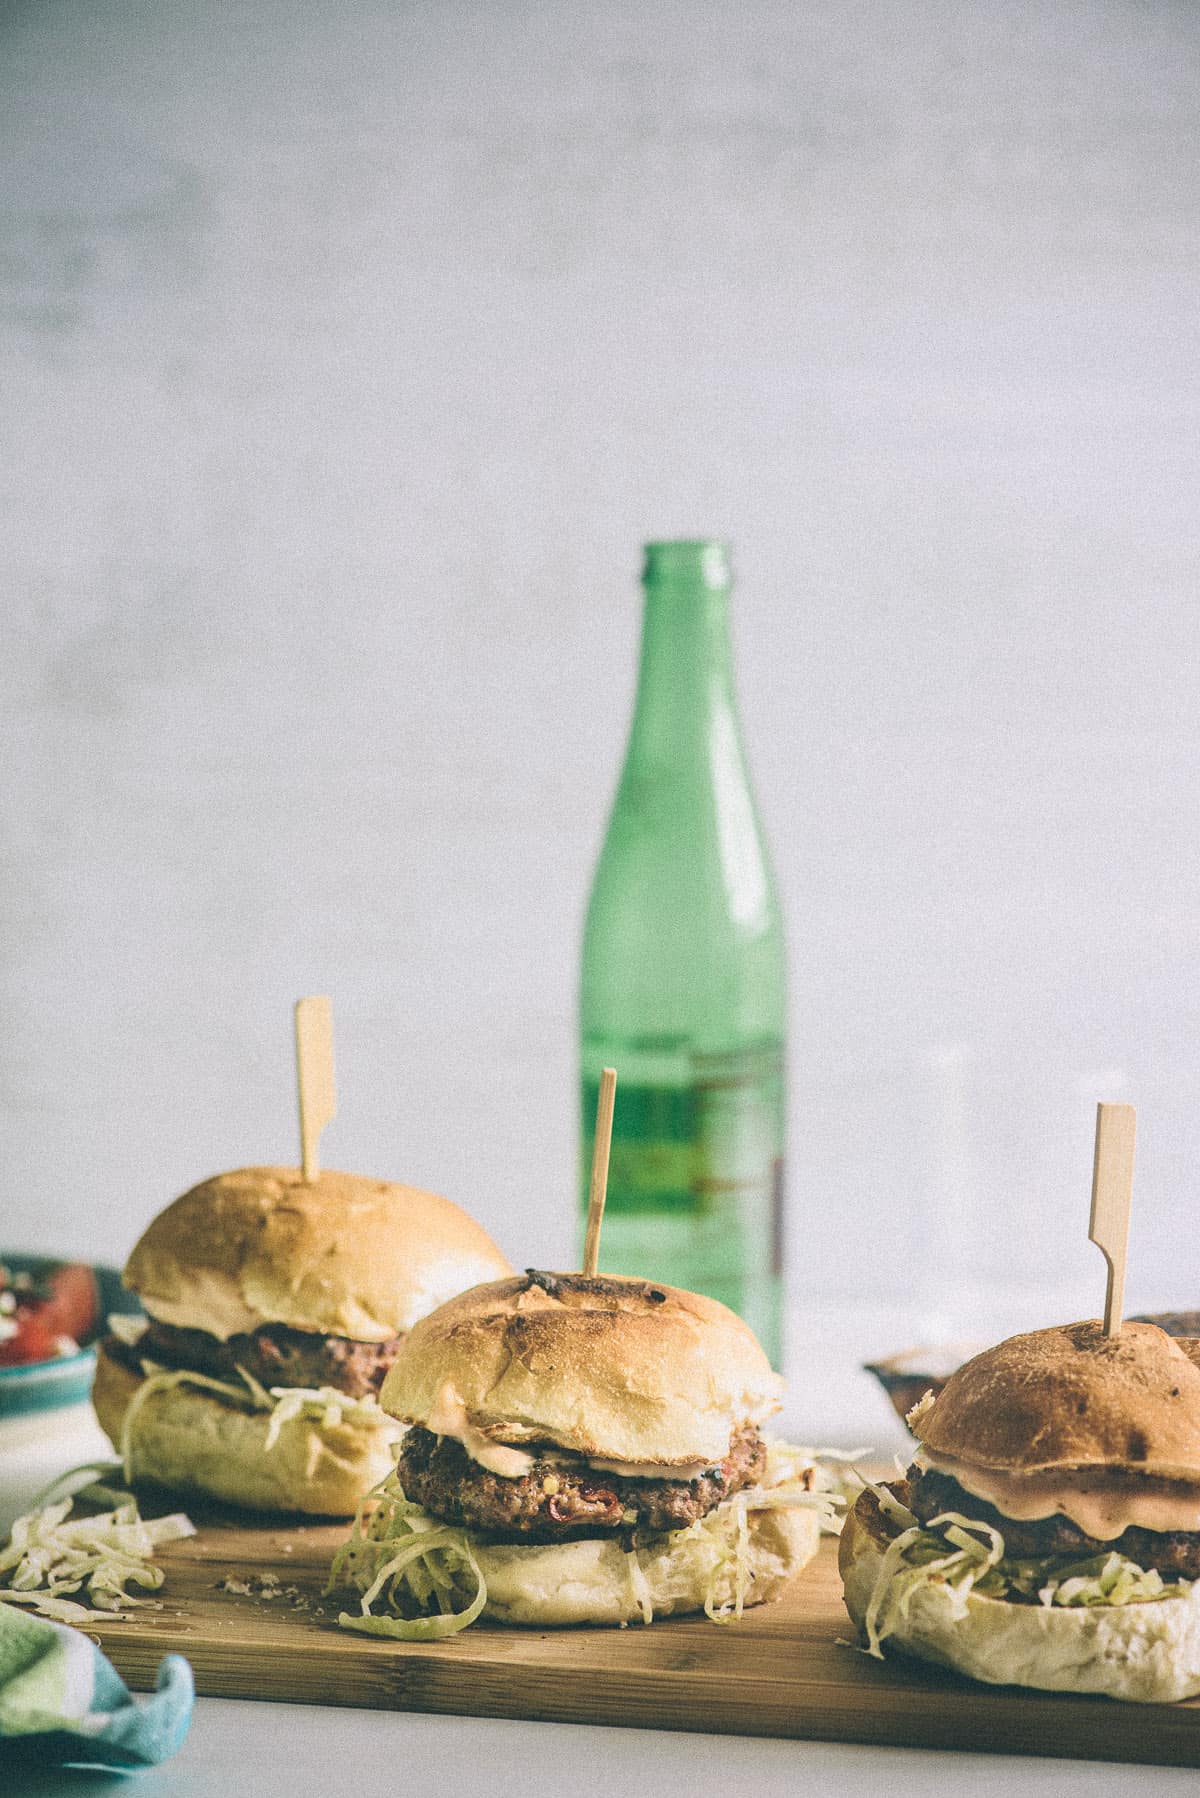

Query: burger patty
[[909, 1465, 1200, 1580], [396, 1423, 768, 1542], [115, 1318, 401, 1400]]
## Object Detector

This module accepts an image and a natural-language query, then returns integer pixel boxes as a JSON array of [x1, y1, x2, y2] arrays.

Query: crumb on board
[[215, 1576, 253, 1595], [214, 1572, 313, 1609]]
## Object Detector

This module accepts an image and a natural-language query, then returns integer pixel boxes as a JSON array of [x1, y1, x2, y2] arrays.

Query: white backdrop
[[3, 0, 1199, 1364]]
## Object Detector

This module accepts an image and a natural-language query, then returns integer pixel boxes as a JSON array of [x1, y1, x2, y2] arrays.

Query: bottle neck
[[626, 545, 737, 762]]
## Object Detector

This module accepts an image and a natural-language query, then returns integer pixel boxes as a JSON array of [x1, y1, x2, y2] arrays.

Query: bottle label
[[580, 1043, 784, 1352], [690, 1047, 785, 1277]]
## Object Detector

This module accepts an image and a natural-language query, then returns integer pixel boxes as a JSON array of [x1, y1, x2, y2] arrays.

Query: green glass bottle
[[579, 540, 786, 1366]]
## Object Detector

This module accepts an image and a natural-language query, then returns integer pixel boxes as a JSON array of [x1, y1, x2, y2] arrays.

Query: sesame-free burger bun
[[472, 1498, 819, 1625], [124, 1166, 513, 1342], [380, 1270, 783, 1468], [914, 1318, 1200, 1480], [840, 1486, 1200, 1704], [92, 1337, 399, 1515]]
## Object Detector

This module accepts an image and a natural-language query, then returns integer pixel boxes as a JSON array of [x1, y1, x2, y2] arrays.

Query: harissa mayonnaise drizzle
[[919, 1448, 1200, 1540]]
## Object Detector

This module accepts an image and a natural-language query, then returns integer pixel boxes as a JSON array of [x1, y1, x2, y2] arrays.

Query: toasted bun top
[[379, 1269, 782, 1467], [914, 1319, 1200, 1479], [124, 1166, 513, 1342]]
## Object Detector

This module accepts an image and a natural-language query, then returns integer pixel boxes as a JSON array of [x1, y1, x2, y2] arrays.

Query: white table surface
[[2, 1385, 1194, 1795]]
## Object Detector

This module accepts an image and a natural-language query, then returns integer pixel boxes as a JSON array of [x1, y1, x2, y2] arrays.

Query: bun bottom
[[840, 1495, 1200, 1704], [463, 1500, 819, 1626], [92, 1340, 400, 1517]]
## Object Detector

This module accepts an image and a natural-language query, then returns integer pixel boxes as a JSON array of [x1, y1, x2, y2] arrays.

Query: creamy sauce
[[922, 1450, 1200, 1539], [586, 1455, 713, 1481], [424, 1382, 720, 1483], [426, 1383, 536, 1478], [141, 1279, 265, 1343]]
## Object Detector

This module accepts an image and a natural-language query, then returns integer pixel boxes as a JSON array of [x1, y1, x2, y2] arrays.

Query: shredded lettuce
[[330, 1442, 842, 1637], [259, 1385, 382, 1450], [0, 1494, 195, 1623], [692, 1491, 753, 1622], [678, 1453, 848, 1625], [905, 1390, 937, 1431], [759, 1441, 864, 1534], [1036, 1552, 1173, 1609], [120, 1360, 386, 1481], [329, 1472, 488, 1640], [859, 1486, 1190, 1660]]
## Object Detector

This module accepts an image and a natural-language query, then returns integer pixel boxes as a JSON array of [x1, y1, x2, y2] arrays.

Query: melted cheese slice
[[922, 1450, 1200, 1540], [424, 1382, 717, 1483]]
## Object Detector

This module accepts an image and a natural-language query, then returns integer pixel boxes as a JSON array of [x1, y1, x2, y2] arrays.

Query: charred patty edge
[[395, 1423, 768, 1542], [103, 1318, 401, 1401], [908, 1464, 1200, 1580]]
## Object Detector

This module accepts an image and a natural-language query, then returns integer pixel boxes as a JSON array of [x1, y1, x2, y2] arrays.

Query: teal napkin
[[0, 1602, 193, 1769]]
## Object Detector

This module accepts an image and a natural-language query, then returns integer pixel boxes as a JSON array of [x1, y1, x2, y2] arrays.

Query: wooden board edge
[[95, 1631, 1200, 1769]]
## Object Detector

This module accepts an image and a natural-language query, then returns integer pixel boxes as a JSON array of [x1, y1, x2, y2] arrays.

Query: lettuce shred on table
[[118, 1349, 385, 1482], [329, 1442, 853, 1640], [0, 1493, 195, 1625], [858, 1481, 1191, 1660]]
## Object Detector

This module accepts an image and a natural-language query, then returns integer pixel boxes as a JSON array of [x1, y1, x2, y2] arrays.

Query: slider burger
[[841, 1319, 1200, 1702], [92, 1167, 512, 1515], [330, 1270, 825, 1635]]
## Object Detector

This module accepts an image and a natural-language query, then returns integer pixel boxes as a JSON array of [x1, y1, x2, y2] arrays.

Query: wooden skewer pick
[[295, 996, 337, 1184], [1089, 1101, 1136, 1337], [582, 1068, 617, 1278]]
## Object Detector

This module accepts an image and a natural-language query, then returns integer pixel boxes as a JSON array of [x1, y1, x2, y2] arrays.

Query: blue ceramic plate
[[0, 1256, 143, 1419]]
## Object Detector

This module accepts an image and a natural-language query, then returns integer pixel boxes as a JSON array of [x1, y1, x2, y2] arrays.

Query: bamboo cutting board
[[84, 1515, 1200, 1767]]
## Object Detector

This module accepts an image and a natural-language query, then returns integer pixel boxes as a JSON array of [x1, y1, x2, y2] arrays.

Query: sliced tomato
[[0, 1262, 99, 1365], [39, 1262, 99, 1344], [0, 1312, 56, 1365]]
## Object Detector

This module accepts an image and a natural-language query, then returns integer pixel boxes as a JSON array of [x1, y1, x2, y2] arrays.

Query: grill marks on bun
[[380, 1271, 783, 1471], [908, 1319, 1200, 1542], [913, 1319, 1200, 1483], [841, 1316, 1200, 1702], [517, 1269, 670, 1305], [331, 1270, 814, 1631]]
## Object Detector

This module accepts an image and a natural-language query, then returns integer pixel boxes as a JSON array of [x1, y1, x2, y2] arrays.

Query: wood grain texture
[[86, 1516, 1200, 1766]]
